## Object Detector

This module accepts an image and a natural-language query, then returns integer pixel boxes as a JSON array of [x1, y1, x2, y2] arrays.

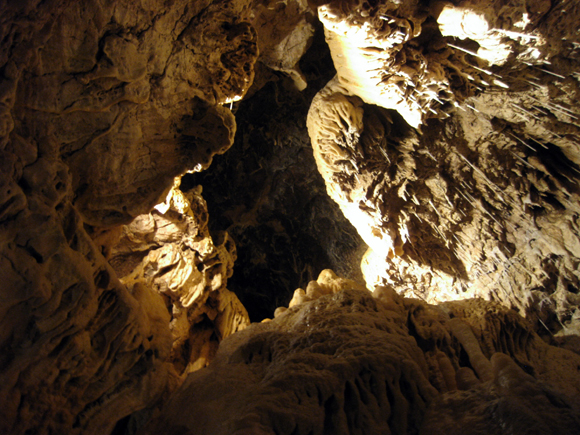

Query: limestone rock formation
[[1, 0, 258, 433], [0, 196, 174, 434], [316, 0, 551, 128], [6, 0, 256, 227], [307, 0, 580, 340], [188, 43, 368, 321], [140, 271, 580, 435], [252, 0, 316, 90], [3, 0, 580, 433], [110, 181, 249, 374]]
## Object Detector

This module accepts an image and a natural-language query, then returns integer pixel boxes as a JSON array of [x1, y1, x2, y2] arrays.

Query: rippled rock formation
[[2, 0, 580, 433], [141, 271, 580, 434], [308, 0, 580, 340], [1, 0, 257, 432]]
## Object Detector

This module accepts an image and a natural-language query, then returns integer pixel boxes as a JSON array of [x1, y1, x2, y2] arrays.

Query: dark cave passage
[[182, 26, 366, 320]]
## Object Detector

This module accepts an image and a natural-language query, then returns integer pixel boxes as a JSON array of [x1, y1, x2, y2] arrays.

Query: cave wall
[[0, 0, 324, 432], [141, 272, 580, 435], [0, 0, 258, 432], [186, 35, 368, 321], [307, 0, 580, 343], [2, 0, 580, 433]]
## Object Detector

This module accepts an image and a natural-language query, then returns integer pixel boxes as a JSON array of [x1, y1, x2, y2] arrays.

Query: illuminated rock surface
[[2, 0, 580, 434], [308, 0, 580, 342], [110, 182, 249, 374], [0, 0, 256, 433], [141, 272, 580, 435]]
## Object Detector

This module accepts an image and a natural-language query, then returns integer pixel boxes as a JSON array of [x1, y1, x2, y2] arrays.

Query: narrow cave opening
[[181, 24, 367, 321]]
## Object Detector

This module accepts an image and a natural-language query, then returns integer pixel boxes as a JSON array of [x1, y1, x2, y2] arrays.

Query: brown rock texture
[[0, 0, 258, 433], [307, 0, 580, 339], [5, 0, 256, 227], [140, 272, 580, 435], [187, 34, 368, 321], [2, 0, 580, 433], [0, 196, 174, 434], [110, 182, 249, 374]]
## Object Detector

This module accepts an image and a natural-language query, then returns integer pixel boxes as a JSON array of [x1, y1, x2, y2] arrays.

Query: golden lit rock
[[111, 183, 249, 374], [2, 0, 580, 433], [141, 277, 580, 434], [307, 0, 580, 340]]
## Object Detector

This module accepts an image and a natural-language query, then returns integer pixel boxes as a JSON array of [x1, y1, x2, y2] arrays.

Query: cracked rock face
[[140, 272, 580, 435]]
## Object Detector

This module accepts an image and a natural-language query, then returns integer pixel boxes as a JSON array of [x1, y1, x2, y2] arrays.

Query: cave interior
[[2, 0, 580, 434]]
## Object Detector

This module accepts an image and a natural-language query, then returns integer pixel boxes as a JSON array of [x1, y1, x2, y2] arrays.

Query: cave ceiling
[[1, 0, 580, 434]]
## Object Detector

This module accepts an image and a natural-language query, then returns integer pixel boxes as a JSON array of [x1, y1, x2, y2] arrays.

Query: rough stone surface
[[252, 0, 315, 90], [0, 198, 174, 435], [110, 182, 249, 374], [3, 0, 580, 433], [140, 272, 580, 435], [316, 0, 551, 128], [0, 0, 257, 433], [7, 0, 256, 227], [307, 0, 580, 341], [188, 31, 367, 321]]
